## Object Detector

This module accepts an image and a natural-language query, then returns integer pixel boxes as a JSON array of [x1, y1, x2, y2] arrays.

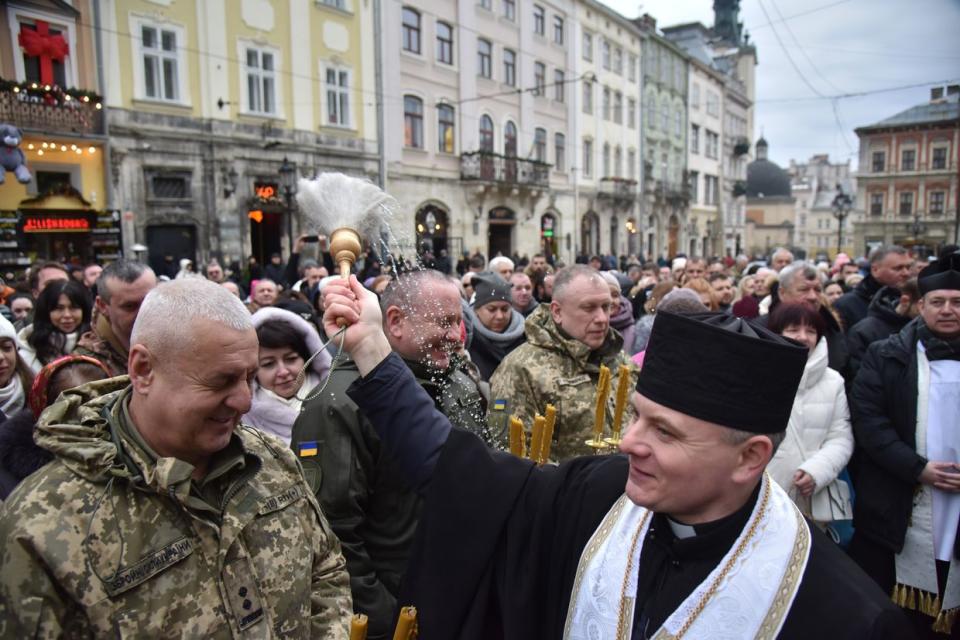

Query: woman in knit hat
[[465, 272, 526, 381], [0, 315, 33, 418]]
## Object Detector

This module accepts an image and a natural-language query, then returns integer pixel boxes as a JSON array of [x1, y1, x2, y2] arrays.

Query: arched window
[[404, 95, 423, 148], [504, 121, 517, 156], [402, 8, 421, 54], [479, 115, 495, 152], [647, 95, 657, 130], [437, 104, 455, 153], [660, 99, 669, 132]]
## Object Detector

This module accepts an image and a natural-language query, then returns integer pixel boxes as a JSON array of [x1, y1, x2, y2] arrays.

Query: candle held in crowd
[[509, 416, 526, 458], [350, 614, 368, 640], [530, 415, 546, 465], [541, 404, 557, 462]]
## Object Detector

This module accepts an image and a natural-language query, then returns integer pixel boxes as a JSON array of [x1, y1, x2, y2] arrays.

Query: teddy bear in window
[[0, 124, 32, 185]]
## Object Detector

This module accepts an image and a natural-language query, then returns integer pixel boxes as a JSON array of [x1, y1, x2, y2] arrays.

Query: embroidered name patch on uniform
[[492, 399, 507, 411], [298, 441, 318, 457]]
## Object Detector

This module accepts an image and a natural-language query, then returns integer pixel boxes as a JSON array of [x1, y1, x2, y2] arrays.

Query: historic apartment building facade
[[789, 153, 858, 260], [854, 85, 959, 258], [100, 0, 379, 273]]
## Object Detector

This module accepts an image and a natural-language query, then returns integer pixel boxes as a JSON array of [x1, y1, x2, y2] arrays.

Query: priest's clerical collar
[[663, 483, 762, 543]]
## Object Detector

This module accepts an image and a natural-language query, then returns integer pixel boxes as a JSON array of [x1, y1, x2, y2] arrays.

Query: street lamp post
[[831, 187, 852, 258], [910, 210, 928, 257], [278, 157, 297, 257]]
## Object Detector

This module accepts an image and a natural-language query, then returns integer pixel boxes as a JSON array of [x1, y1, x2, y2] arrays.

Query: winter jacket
[[242, 307, 331, 444], [850, 318, 928, 552], [834, 274, 884, 332], [75, 311, 130, 376], [0, 408, 52, 500], [846, 286, 912, 380], [489, 305, 635, 461], [17, 325, 80, 374], [290, 355, 488, 640], [0, 377, 352, 638], [767, 338, 853, 506], [465, 306, 526, 381]]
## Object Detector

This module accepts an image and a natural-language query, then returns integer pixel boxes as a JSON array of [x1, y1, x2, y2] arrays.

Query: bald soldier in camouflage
[[0, 279, 351, 638], [490, 265, 635, 460]]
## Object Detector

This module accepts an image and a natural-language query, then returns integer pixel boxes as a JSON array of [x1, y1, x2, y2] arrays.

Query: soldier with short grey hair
[[0, 278, 352, 638], [490, 264, 635, 460]]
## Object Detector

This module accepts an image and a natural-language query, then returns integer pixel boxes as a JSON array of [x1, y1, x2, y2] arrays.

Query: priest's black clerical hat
[[635, 312, 808, 434], [919, 252, 960, 295]]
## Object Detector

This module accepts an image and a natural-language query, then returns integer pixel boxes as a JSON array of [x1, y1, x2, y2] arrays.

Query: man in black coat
[[834, 245, 912, 331], [321, 275, 913, 640], [847, 280, 920, 379], [849, 254, 960, 638]]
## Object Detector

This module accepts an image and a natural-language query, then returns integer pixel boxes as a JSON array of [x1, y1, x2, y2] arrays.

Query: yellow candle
[[509, 416, 526, 458], [611, 364, 631, 440], [350, 614, 369, 640], [393, 606, 418, 640], [530, 415, 546, 465], [541, 404, 557, 463], [592, 365, 611, 440]]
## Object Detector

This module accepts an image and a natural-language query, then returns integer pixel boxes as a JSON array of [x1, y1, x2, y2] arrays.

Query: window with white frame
[[324, 65, 350, 126], [602, 87, 610, 120], [614, 146, 622, 177], [437, 104, 455, 153], [647, 95, 657, 130], [691, 83, 700, 109], [628, 149, 636, 180], [138, 22, 183, 102], [602, 143, 611, 177], [554, 16, 564, 44], [583, 32, 593, 62], [706, 90, 719, 116], [554, 133, 565, 172], [244, 46, 278, 115], [628, 98, 636, 128], [503, 49, 516, 86], [479, 0, 491, 9], [660, 101, 669, 131], [436, 21, 454, 64], [479, 115, 495, 151], [689, 171, 698, 202], [554, 70, 565, 102], [932, 146, 948, 170], [690, 124, 700, 154], [613, 46, 623, 75], [503, 0, 516, 21], [15, 15, 74, 87], [901, 148, 916, 171], [613, 91, 622, 124], [628, 54, 637, 82], [930, 191, 945, 215], [674, 110, 682, 138], [705, 130, 719, 159], [899, 191, 913, 215], [582, 81, 593, 114], [601, 39, 610, 70], [869, 193, 883, 215]]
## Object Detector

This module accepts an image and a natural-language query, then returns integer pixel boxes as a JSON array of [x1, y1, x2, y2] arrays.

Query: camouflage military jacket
[[0, 378, 352, 639], [75, 310, 130, 376], [489, 305, 636, 461]]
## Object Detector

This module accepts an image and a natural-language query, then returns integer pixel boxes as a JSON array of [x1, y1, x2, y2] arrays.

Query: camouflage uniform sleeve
[[305, 486, 353, 639], [489, 352, 540, 444], [0, 502, 90, 639]]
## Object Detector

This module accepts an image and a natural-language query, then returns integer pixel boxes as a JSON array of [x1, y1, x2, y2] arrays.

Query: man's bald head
[[552, 264, 606, 303], [131, 279, 253, 364]]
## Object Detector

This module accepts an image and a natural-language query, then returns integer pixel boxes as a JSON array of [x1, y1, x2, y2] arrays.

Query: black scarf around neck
[[918, 322, 960, 361]]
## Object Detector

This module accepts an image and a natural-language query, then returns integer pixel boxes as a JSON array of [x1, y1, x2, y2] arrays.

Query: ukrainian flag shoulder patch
[[492, 399, 507, 411], [298, 441, 319, 457]]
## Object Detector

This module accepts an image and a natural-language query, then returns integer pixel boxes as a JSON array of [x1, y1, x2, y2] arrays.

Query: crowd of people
[[0, 236, 957, 639]]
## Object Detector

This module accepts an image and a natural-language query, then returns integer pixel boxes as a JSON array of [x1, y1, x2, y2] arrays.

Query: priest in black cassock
[[322, 275, 913, 639]]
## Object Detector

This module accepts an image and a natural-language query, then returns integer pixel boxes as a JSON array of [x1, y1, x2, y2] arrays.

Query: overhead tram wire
[[767, 0, 854, 152], [749, 0, 856, 31], [755, 78, 960, 104]]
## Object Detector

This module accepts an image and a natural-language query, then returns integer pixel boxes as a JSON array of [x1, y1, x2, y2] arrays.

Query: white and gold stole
[[563, 473, 811, 640]]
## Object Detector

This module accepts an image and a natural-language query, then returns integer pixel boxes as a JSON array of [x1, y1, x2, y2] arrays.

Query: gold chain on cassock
[[615, 479, 771, 639]]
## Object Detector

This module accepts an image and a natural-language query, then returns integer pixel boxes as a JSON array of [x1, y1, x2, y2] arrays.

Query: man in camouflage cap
[[0, 278, 352, 638], [490, 264, 635, 460]]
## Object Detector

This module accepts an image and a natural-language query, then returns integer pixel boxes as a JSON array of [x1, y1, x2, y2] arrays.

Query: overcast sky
[[604, 0, 960, 170]]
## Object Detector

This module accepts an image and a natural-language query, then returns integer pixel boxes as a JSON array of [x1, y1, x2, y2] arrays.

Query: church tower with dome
[[744, 138, 797, 258]]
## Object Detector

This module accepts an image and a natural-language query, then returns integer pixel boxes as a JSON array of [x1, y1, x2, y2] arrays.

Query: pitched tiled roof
[[858, 101, 960, 131]]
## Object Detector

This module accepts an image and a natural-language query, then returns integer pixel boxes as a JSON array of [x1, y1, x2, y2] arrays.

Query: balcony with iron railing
[[0, 79, 104, 137], [598, 177, 638, 206], [733, 137, 750, 156], [460, 151, 550, 189]]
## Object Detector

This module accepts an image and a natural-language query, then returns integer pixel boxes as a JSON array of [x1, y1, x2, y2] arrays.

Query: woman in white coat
[[766, 302, 854, 520]]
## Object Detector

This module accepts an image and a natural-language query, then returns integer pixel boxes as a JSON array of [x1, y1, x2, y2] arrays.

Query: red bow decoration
[[18, 20, 69, 86]]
